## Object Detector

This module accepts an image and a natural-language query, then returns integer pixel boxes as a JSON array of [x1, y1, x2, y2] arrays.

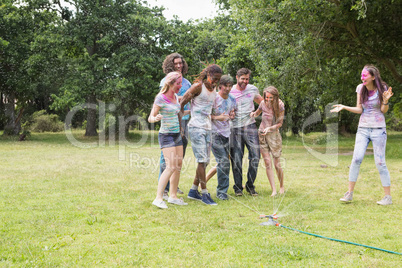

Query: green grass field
[[0, 130, 401, 267]]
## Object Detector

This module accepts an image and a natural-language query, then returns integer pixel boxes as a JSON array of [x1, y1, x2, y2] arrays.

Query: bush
[[30, 110, 64, 132], [386, 103, 402, 131]]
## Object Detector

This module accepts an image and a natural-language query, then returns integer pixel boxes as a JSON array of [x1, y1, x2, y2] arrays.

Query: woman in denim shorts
[[148, 71, 188, 209], [331, 65, 394, 205]]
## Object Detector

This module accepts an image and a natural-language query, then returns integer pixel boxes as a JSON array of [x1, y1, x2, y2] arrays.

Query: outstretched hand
[[383, 87, 393, 103], [330, 104, 344, 113]]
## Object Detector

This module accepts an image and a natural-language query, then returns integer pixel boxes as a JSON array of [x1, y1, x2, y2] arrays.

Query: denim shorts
[[158, 132, 183, 149], [189, 127, 211, 163]]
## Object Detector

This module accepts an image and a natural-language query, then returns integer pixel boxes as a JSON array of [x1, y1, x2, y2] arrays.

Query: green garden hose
[[279, 224, 402, 255], [260, 215, 401, 255]]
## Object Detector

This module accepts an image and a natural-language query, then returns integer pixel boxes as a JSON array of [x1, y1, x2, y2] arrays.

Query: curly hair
[[162, 53, 188, 75]]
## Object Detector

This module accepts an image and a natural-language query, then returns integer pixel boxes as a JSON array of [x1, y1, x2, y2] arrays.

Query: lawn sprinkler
[[259, 213, 280, 226]]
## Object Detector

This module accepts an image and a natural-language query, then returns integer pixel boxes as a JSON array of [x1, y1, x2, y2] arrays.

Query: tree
[[217, 0, 401, 133], [0, 0, 61, 135], [58, 0, 168, 136], [161, 14, 243, 78]]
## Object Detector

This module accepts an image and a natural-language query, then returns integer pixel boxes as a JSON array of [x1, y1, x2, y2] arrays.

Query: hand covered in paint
[[330, 104, 345, 113], [215, 113, 230, 121], [383, 87, 393, 103], [229, 109, 236, 120], [260, 127, 273, 135]]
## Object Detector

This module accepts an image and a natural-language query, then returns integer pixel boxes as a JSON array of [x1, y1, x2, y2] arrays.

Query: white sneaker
[[340, 191, 353, 202], [377, 195, 392, 205], [168, 197, 188, 205], [152, 199, 168, 209]]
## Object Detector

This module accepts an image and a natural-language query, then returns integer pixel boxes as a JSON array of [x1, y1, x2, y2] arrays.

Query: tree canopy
[[1, 0, 401, 136]]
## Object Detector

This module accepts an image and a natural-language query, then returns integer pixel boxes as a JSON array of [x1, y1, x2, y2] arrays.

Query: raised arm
[[179, 82, 202, 110], [381, 87, 393, 113], [330, 93, 363, 114]]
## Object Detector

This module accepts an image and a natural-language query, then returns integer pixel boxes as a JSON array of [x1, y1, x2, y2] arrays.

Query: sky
[[146, 0, 219, 21]]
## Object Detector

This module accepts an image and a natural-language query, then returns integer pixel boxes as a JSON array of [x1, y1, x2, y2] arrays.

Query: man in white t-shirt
[[230, 68, 263, 196]]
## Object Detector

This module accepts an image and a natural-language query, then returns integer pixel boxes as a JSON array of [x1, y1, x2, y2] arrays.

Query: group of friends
[[148, 53, 394, 209]]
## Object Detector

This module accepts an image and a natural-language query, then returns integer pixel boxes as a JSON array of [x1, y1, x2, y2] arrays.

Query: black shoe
[[235, 190, 243, 196], [246, 188, 258, 196]]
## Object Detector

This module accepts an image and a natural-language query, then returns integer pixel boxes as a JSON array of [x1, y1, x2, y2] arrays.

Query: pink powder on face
[[361, 69, 370, 80]]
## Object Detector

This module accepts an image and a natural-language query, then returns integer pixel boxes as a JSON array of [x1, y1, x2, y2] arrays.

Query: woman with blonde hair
[[148, 71, 187, 208], [251, 86, 285, 196], [158, 53, 191, 199]]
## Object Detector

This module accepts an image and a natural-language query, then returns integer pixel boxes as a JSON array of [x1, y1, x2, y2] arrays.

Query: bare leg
[[194, 163, 207, 190], [348, 181, 356, 193], [274, 157, 285, 194], [198, 166, 216, 190], [261, 149, 276, 196], [383, 186, 390, 196], [168, 146, 183, 200], [155, 147, 177, 201], [273, 157, 284, 194], [206, 166, 217, 183]]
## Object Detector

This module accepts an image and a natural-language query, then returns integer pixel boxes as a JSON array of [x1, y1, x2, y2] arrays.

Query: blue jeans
[[158, 120, 189, 191], [230, 123, 260, 192], [349, 127, 391, 187], [211, 133, 230, 196]]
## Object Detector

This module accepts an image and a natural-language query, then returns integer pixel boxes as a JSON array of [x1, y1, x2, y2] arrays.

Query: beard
[[238, 82, 247, 89]]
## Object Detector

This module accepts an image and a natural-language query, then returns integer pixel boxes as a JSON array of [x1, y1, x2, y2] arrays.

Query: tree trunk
[[0, 92, 4, 129], [3, 93, 20, 136], [85, 94, 98, 136]]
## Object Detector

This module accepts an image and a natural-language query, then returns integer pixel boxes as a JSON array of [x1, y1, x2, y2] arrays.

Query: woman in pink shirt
[[251, 86, 285, 196]]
